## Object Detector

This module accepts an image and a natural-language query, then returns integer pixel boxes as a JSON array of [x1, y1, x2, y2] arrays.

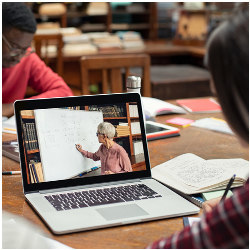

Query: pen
[[220, 174, 236, 203], [2, 171, 21, 175]]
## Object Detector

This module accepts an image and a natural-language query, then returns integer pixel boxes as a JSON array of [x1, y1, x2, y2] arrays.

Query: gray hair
[[97, 122, 116, 139]]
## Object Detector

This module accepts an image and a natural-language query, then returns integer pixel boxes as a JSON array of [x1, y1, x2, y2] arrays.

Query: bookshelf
[[20, 110, 41, 184], [87, 102, 145, 171], [31, 2, 157, 40], [30, 2, 236, 42]]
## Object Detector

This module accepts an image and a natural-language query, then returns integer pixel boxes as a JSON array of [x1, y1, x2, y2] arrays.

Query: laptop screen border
[[14, 93, 152, 193]]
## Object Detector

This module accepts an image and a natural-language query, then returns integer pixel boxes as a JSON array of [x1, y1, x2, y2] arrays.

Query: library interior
[[2, 2, 249, 249]]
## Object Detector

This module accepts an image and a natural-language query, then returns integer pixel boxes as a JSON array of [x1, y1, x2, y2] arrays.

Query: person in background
[[2, 3, 73, 117], [76, 122, 132, 175], [147, 5, 249, 249]]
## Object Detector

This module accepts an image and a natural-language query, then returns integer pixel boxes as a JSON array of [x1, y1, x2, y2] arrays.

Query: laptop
[[14, 93, 199, 234]]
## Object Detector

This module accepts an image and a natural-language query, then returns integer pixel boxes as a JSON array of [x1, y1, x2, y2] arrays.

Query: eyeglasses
[[2, 34, 34, 57], [96, 132, 104, 137]]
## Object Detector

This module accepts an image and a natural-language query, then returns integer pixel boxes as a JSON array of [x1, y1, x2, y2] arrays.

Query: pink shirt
[[80, 143, 132, 174], [2, 53, 73, 103]]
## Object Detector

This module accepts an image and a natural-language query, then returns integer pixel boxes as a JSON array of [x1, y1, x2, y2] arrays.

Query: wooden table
[[3, 106, 248, 249], [59, 41, 206, 92]]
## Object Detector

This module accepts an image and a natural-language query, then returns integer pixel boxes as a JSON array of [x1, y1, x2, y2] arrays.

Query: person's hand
[[75, 144, 82, 152], [105, 170, 114, 175], [202, 197, 221, 213], [2, 103, 14, 117]]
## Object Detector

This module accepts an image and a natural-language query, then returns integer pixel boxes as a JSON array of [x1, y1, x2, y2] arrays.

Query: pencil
[[2, 171, 21, 175], [220, 174, 236, 203]]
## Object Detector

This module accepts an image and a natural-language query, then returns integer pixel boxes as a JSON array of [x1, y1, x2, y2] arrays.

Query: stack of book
[[92, 34, 123, 52], [116, 31, 145, 50], [89, 105, 125, 118], [133, 140, 144, 155], [86, 2, 109, 15], [29, 161, 44, 183], [131, 121, 141, 135], [116, 123, 130, 137], [22, 121, 39, 152], [2, 140, 19, 162], [129, 104, 139, 118]]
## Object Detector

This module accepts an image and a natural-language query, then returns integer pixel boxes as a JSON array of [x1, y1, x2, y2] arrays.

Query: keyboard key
[[45, 183, 160, 211]]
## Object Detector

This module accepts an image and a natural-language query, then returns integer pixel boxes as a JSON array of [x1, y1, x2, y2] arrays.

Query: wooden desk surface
[[3, 105, 248, 249]]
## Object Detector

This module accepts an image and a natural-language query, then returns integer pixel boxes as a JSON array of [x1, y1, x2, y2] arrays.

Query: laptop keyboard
[[45, 184, 162, 211]]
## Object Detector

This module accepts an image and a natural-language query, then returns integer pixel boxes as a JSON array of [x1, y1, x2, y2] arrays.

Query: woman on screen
[[76, 122, 132, 175]]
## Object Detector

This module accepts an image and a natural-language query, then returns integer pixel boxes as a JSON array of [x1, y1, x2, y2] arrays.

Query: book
[[2, 140, 20, 162], [142, 97, 187, 118], [34, 162, 44, 182], [166, 117, 194, 128], [176, 98, 221, 113], [151, 153, 249, 195], [202, 190, 233, 201]]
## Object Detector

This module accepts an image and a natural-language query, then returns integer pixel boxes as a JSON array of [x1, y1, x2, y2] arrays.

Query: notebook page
[[167, 157, 248, 189]]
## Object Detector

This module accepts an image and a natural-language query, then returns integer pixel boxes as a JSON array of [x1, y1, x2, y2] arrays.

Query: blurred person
[[76, 122, 132, 175], [2, 3, 73, 117], [147, 5, 249, 249]]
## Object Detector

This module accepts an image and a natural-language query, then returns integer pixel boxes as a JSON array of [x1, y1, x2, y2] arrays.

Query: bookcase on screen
[[88, 102, 145, 171]]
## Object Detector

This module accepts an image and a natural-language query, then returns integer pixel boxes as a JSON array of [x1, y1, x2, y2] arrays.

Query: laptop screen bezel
[[14, 93, 152, 193]]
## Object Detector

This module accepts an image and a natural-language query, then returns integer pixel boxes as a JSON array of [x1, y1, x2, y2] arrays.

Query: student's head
[[205, 5, 249, 146], [96, 122, 116, 143], [2, 3, 37, 68]]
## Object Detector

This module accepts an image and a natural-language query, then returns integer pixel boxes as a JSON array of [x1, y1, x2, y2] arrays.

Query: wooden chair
[[80, 54, 151, 96], [33, 33, 64, 76]]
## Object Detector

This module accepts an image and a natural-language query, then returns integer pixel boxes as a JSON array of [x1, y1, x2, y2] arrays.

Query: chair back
[[80, 54, 151, 96], [33, 33, 64, 76], [38, 3, 67, 27]]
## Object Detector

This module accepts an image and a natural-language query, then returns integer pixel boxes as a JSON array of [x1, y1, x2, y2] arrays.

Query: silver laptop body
[[15, 93, 199, 234]]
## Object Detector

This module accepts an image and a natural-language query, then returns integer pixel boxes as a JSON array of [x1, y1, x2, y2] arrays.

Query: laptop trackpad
[[96, 204, 148, 221]]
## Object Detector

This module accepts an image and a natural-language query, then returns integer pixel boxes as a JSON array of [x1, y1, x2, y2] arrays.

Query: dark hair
[[205, 7, 249, 143], [2, 2, 37, 33]]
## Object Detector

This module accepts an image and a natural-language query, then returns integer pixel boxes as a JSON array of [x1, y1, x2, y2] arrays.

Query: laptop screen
[[15, 93, 151, 193]]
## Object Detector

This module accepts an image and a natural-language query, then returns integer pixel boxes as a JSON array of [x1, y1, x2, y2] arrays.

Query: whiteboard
[[34, 109, 103, 182]]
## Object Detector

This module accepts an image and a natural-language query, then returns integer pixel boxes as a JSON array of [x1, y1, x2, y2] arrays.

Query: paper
[[2, 115, 16, 134], [166, 117, 194, 127], [191, 117, 234, 135]]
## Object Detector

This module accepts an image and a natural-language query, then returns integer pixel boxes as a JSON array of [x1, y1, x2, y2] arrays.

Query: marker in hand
[[75, 144, 81, 151]]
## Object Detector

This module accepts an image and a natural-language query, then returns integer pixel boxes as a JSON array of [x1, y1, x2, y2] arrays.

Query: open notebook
[[152, 153, 249, 195]]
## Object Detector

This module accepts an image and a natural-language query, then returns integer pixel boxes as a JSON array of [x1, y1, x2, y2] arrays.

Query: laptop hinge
[[39, 178, 144, 194], [24, 190, 39, 195]]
